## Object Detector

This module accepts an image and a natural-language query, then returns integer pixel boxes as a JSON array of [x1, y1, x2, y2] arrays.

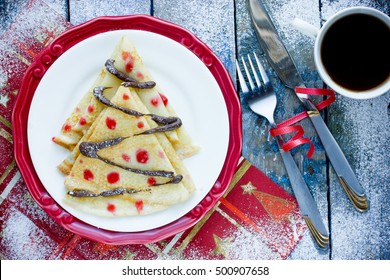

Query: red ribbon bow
[[270, 87, 336, 158]]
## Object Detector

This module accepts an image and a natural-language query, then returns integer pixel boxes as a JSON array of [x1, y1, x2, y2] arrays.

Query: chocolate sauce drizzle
[[105, 59, 156, 89], [93, 86, 182, 135], [68, 187, 151, 198], [79, 139, 183, 184]]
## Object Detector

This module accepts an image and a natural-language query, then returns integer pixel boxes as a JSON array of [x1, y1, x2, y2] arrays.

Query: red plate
[[12, 15, 241, 244]]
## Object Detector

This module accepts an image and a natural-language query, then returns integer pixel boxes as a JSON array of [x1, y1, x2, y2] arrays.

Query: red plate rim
[[12, 14, 242, 244]]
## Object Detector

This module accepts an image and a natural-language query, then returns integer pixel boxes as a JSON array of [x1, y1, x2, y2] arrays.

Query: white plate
[[27, 30, 229, 232]]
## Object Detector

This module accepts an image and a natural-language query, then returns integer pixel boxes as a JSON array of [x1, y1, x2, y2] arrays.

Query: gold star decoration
[[0, 94, 9, 108], [240, 181, 257, 195], [122, 249, 137, 260], [211, 234, 235, 258]]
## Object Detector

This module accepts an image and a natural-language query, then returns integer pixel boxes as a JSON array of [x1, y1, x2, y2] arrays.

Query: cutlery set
[[236, 53, 330, 248], [237, 0, 370, 249]]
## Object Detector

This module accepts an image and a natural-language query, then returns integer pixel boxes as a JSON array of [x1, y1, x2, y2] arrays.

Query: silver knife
[[276, 139, 329, 248], [247, 0, 368, 212]]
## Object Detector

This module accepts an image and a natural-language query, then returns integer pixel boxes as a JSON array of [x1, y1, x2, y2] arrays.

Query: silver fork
[[236, 53, 329, 249]]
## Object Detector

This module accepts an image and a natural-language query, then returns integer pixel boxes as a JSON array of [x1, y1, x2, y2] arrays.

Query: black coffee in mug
[[320, 13, 390, 91]]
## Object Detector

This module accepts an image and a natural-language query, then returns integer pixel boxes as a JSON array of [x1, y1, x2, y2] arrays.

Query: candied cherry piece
[[87, 105, 94, 113], [105, 117, 116, 130], [159, 93, 168, 106], [150, 96, 160, 107], [79, 117, 87, 126], [63, 123, 72, 132], [122, 93, 130, 100], [135, 200, 144, 213], [107, 203, 116, 213], [83, 169, 94, 181], [136, 149, 149, 164], [107, 171, 120, 184], [147, 177, 156, 186], [137, 121, 144, 129]]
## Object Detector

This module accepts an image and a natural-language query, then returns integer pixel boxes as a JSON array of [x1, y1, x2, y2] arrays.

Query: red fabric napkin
[[0, 0, 306, 260]]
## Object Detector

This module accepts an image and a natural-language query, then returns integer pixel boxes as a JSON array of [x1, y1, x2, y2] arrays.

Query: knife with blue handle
[[247, 0, 368, 212]]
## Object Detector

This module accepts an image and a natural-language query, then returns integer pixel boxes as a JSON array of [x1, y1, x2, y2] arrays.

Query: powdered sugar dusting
[[69, 0, 151, 25], [0, 0, 70, 102], [161, 227, 281, 260], [327, 94, 390, 259], [0, 0, 72, 260], [267, 0, 320, 45], [322, 0, 390, 260], [0, 0, 67, 34], [9, 187, 61, 229], [154, 0, 235, 77], [229, 228, 281, 260], [0, 0, 28, 35], [1, 208, 56, 259], [322, 0, 390, 19]]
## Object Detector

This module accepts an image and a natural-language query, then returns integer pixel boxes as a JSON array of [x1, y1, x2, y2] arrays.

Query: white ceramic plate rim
[[27, 30, 229, 232]]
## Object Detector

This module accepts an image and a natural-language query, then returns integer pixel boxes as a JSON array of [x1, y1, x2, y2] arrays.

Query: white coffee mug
[[293, 7, 390, 99]]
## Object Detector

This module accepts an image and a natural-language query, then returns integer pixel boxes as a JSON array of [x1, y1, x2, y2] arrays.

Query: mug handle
[[292, 18, 320, 39]]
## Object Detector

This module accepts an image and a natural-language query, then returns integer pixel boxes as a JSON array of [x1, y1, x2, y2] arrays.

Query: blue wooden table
[[1, 0, 389, 260]]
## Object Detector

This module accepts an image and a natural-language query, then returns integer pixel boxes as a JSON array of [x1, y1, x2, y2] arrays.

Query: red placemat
[[0, 0, 306, 260]]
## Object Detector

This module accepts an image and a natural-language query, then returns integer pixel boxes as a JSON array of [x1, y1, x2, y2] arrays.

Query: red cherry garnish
[[136, 149, 149, 164], [135, 200, 144, 213], [87, 105, 94, 113], [137, 121, 144, 129], [147, 177, 156, 186], [105, 117, 116, 130], [83, 169, 94, 181], [107, 203, 116, 213], [63, 123, 72, 132], [150, 96, 159, 107], [159, 93, 168, 106], [79, 117, 87, 126], [125, 61, 134, 72], [107, 171, 120, 184]]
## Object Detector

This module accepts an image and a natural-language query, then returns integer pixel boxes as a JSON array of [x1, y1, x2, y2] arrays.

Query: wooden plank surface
[[0, 0, 68, 32], [321, 0, 390, 260], [68, 0, 151, 25], [0, 0, 388, 260], [154, 0, 236, 78]]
